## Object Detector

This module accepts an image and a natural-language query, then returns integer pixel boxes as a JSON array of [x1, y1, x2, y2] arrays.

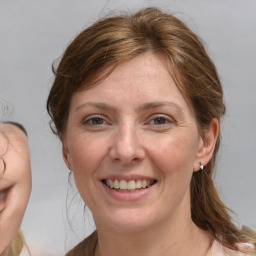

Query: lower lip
[[101, 182, 155, 201]]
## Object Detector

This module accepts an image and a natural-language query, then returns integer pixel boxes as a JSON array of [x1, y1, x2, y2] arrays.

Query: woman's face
[[0, 124, 31, 253], [63, 53, 212, 233]]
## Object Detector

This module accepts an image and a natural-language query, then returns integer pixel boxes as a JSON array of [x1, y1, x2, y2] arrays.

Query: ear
[[193, 118, 219, 172], [62, 143, 72, 170]]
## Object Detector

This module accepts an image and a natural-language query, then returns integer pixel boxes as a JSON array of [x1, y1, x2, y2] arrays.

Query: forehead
[[79, 52, 172, 92], [69, 53, 194, 121], [76, 54, 177, 97]]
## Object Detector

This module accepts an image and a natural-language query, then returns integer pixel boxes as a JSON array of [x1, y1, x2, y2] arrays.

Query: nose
[[109, 124, 145, 165]]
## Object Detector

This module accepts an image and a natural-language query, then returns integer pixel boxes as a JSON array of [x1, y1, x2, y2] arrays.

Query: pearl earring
[[199, 162, 204, 170]]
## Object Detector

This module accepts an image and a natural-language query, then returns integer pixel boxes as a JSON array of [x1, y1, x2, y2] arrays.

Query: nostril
[[109, 130, 145, 164]]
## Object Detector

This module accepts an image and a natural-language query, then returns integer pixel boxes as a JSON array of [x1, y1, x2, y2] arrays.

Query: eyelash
[[147, 115, 173, 126], [82, 115, 108, 127], [81, 114, 174, 130]]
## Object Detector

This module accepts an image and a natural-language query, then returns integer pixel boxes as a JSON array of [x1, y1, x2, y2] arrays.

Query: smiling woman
[[47, 7, 255, 256], [0, 122, 31, 255]]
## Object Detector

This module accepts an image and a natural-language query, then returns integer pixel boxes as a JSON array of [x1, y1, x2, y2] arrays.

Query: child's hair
[[1, 230, 25, 256]]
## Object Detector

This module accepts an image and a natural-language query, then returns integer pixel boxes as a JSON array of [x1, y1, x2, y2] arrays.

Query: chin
[[95, 207, 156, 234]]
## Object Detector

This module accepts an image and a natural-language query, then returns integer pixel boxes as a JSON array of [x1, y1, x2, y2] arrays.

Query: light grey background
[[1, 0, 255, 254]]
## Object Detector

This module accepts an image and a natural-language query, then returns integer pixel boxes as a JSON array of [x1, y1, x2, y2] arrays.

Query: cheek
[[146, 132, 199, 189], [150, 134, 198, 168], [68, 135, 109, 209], [0, 185, 30, 253], [68, 134, 108, 178]]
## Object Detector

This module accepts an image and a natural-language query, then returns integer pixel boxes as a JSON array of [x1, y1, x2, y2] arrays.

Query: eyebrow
[[76, 102, 116, 112], [76, 101, 185, 116], [137, 101, 184, 114]]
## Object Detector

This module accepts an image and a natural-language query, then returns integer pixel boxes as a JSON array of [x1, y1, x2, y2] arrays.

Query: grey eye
[[153, 117, 167, 125], [89, 117, 104, 125]]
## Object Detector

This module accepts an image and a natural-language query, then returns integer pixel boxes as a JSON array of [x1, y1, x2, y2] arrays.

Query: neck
[[94, 211, 212, 256]]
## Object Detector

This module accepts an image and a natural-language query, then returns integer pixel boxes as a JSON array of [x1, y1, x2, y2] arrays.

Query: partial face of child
[[0, 123, 31, 254]]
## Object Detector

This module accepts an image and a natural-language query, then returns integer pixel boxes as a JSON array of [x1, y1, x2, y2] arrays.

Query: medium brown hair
[[47, 7, 255, 251]]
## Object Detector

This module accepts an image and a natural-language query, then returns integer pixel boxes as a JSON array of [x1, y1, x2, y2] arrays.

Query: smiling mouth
[[102, 179, 157, 192]]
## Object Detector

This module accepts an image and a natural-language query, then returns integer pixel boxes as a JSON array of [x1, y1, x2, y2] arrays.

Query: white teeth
[[0, 191, 7, 200], [104, 179, 155, 190], [109, 179, 114, 188], [120, 180, 127, 190], [114, 180, 119, 189], [141, 180, 147, 188], [127, 180, 136, 190], [135, 180, 142, 189]]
